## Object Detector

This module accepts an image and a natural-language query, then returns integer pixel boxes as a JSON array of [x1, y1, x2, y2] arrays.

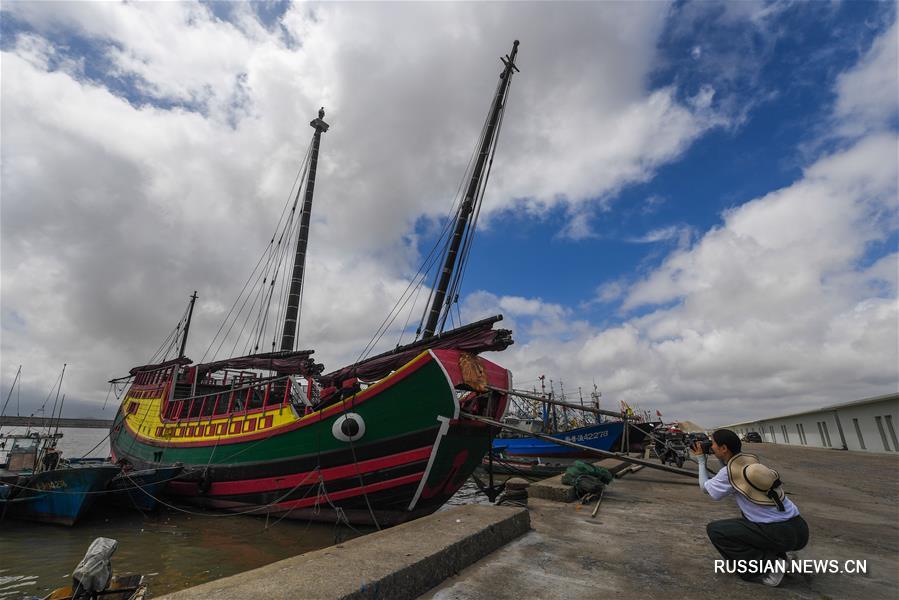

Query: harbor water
[[0, 427, 371, 598]]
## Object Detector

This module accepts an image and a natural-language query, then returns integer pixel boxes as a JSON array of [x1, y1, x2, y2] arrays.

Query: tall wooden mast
[[280, 108, 330, 352], [422, 40, 519, 339], [178, 291, 198, 359]]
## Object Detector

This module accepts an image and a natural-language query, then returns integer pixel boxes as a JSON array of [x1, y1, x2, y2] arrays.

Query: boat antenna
[[280, 107, 330, 352], [0, 365, 22, 436], [178, 291, 198, 359], [421, 40, 520, 339]]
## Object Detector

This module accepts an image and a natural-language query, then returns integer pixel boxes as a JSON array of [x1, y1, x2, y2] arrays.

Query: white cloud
[[627, 224, 694, 246], [490, 15, 898, 426], [1, 2, 894, 430], [834, 19, 898, 137], [3, 2, 726, 411]]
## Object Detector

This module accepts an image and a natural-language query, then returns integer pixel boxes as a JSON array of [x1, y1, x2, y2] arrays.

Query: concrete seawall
[[157, 505, 530, 600]]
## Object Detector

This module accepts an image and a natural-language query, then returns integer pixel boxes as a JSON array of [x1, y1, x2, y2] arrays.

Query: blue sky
[[452, 1, 895, 327], [1, 1, 896, 425]]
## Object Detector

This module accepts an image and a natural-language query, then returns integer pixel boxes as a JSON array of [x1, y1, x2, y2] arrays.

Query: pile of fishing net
[[561, 460, 613, 497]]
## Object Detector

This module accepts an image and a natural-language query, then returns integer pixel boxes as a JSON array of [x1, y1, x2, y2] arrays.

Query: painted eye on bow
[[332, 413, 366, 442]]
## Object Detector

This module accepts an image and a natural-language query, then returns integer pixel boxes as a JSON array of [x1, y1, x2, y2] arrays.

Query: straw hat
[[726, 453, 786, 511]]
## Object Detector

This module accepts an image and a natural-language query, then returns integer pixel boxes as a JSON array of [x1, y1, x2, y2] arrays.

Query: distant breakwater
[[0, 416, 113, 429]]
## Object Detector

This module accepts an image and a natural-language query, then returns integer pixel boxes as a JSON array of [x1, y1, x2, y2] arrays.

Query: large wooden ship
[[109, 41, 521, 526]]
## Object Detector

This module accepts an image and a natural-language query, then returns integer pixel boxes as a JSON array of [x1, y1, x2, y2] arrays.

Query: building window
[[816, 422, 825, 446], [852, 418, 866, 450], [874, 416, 891, 452], [781, 425, 790, 443], [885, 415, 898, 452], [796, 424, 805, 445], [821, 422, 832, 447]]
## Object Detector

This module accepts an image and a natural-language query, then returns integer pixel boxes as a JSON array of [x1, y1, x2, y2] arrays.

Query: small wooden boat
[[41, 575, 147, 600], [35, 538, 147, 600]]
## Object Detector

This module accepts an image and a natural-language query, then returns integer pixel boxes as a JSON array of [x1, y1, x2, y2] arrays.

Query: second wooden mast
[[280, 108, 330, 352], [421, 40, 520, 339]]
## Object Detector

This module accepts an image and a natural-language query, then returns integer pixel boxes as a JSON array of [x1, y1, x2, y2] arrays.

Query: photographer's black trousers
[[707, 515, 809, 580]]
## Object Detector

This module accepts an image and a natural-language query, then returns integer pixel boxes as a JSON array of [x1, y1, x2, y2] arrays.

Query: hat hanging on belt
[[726, 453, 786, 511]]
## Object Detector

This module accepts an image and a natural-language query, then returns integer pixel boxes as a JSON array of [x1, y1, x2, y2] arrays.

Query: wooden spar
[[422, 40, 520, 339], [280, 108, 330, 352], [590, 487, 605, 518], [488, 385, 626, 420], [178, 291, 198, 360], [461, 411, 698, 478]]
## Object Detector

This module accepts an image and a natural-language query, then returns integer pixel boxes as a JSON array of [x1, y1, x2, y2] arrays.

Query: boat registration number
[[562, 431, 608, 443]]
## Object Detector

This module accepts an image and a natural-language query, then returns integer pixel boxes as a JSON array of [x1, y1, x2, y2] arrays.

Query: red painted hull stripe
[[271, 472, 423, 511], [169, 445, 433, 496]]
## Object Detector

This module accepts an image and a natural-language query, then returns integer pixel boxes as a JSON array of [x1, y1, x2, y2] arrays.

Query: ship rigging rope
[[252, 143, 311, 355], [145, 299, 194, 366], [351, 95, 491, 363], [352, 88, 502, 362], [33, 368, 64, 421], [2, 466, 197, 496], [353, 188, 463, 364], [78, 431, 112, 459], [224, 143, 310, 359], [240, 179, 305, 356], [2, 465, 365, 535], [199, 141, 313, 364], [438, 76, 514, 335]]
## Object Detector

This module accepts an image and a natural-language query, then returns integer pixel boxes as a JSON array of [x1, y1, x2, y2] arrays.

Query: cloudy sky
[[1, 1, 896, 426]]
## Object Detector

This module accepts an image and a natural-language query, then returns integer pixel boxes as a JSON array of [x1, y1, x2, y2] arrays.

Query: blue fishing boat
[[492, 420, 625, 459], [69, 457, 185, 511], [0, 432, 120, 525], [488, 379, 661, 461]]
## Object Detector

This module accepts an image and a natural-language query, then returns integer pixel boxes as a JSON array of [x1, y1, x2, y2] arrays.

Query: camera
[[686, 432, 712, 454]]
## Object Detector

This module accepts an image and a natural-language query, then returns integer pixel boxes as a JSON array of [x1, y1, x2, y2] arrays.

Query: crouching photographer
[[691, 429, 809, 587]]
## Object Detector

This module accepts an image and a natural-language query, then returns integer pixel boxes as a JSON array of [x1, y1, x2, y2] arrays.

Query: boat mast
[[49, 363, 66, 439], [280, 108, 330, 352], [422, 40, 520, 339], [0, 365, 22, 436], [178, 291, 198, 359]]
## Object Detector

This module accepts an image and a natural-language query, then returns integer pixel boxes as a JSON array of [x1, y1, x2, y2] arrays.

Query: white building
[[722, 393, 899, 454]]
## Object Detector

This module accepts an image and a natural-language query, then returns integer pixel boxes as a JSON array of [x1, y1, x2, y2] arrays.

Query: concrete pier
[[424, 444, 898, 599], [157, 444, 897, 599]]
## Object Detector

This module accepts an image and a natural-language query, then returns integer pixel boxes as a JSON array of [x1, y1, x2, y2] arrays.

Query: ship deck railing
[[128, 374, 310, 424]]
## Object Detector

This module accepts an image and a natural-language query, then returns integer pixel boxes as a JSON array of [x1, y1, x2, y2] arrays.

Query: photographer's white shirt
[[704, 464, 800, 524]]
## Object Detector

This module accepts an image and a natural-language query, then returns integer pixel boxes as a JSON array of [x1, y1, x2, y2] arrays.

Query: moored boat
[[68, 457, 185, 511], [0, 432, 120, 526], [493, 420, 625, 459], [109, 41, 523, 526]]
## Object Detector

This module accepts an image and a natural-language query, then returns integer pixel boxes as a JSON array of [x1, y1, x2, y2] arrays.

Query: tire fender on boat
[[332, 413, 366, 442]]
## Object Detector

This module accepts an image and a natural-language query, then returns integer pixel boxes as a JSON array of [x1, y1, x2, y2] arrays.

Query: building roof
[[720, 392, 899, 429]]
